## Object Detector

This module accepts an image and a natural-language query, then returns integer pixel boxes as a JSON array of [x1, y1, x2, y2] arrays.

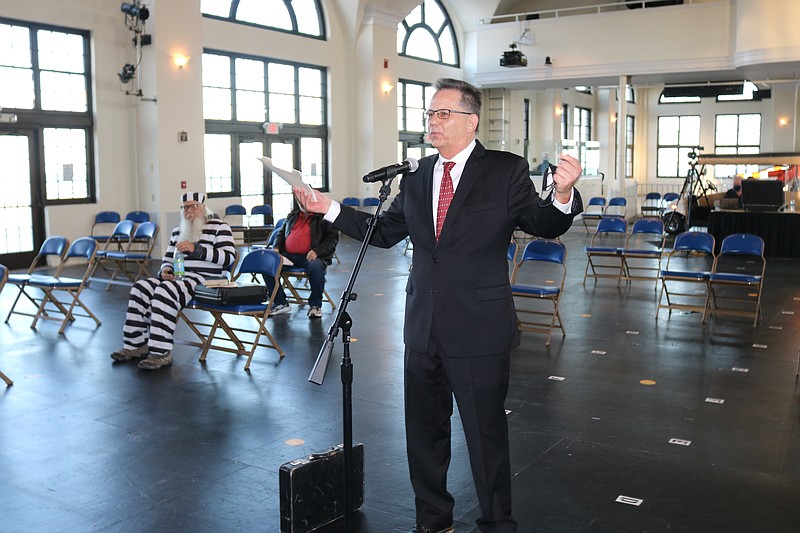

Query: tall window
[[0, 19, 94, 203], [202, 50, 327, 216], [625, 115, 635, 179], [201, 0, 325, 39], [714, 113, 761, 178], [397, 79, 437, 163], [657, 115, 700, 179], [572, 106, 596, 173], [397, 0, 459, 67]]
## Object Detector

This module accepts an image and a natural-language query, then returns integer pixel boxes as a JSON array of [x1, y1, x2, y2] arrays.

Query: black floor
[[2, 224, 799, 533]]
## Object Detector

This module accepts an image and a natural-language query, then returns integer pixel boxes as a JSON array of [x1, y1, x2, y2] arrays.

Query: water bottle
[[790, 199, 796, 213], [174, 250, 185, 280]]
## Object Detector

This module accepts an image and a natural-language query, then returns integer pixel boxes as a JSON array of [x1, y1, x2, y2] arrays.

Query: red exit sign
[[263, 122, 281, 134]]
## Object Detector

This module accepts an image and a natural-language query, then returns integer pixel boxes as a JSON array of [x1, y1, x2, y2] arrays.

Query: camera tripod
[[663, 147, 713, 234]]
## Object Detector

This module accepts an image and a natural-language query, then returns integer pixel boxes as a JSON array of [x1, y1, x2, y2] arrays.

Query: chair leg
[[0, 370, 12, 386]]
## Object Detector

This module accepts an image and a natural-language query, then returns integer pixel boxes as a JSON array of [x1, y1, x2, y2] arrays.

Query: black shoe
[[409, 526, 454, 533]]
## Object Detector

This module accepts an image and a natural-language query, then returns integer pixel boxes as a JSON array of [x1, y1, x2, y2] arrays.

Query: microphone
[[363, 158, 419, 183]]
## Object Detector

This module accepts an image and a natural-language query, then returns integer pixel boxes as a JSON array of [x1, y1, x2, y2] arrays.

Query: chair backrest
[[342, 197, 360, 207], [663, 192, 680, 203], [225, 204, 247, 217], [631, 218, 664, 236], [65, 237, 98, 261], [362, 197, 380, 207], [673, 231, 715, 254], [251, 204, 272, 216], [129, 221, 158, 247], [94, 211, 121, 224], [520, 239, 567, 264], [608, 197, 627, 207], [596, 217, 627, 234], [0, 263, 8, 293], [644, 192, 661, 201], [587, 196, 607, 207], [29, 236, 70, 273], [266, 218, 286, 247], [55, 237, 97, 278], [507, 240, 518, 262], [104, 220, 135, 245], [234, 248, 283, 280], [125, 211, 150, 223], [719, 233, 764, 256]]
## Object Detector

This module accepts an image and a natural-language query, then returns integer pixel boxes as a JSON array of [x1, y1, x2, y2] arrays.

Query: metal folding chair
[[5, 236, 70, 325], [181, 249, 284, 371], [102, 221, 159, 289], [706, 233, 765, 327], [583, 217, 627, 286], [26, 237, 101, 334], [0, 264, 13, 385], [511, 239, 568, 346], [90, 211, 121, 243], [621, 218, 665, 285], [656, 231, 716, 321], [581, 196, 606, 234]]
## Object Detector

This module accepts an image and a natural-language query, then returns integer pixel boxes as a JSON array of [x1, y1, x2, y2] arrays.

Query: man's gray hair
[[435, 78, 482, 117]]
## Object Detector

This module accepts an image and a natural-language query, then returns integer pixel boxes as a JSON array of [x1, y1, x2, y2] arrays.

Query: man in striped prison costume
[[111, 192, 237, 370]]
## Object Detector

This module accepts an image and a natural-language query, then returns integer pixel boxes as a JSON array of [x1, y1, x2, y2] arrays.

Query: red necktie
[[436, 161, 456, 240]]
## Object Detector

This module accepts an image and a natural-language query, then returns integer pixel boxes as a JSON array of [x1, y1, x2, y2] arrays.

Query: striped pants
[[123, 276, 199, 355]]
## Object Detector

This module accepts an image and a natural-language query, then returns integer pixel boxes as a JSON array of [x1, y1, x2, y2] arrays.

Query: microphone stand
[[308, 175, 397, 532]]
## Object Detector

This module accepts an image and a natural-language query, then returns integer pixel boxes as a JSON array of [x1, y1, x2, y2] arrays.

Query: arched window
[[201, 0, 325, 39], [397, 0, 459, 67]]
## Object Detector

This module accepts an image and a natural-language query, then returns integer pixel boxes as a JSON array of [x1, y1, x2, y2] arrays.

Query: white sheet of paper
[[258, 156, 316, 201]]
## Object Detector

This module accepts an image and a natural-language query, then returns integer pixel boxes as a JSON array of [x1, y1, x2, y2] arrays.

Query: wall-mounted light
[[611, 114, 618, 123], [173, 53, 190, 69], [544, 56, 553, 66], [779, 117, 789, 127], [554, 106, 563, 116], [381, 81, 394, 94]]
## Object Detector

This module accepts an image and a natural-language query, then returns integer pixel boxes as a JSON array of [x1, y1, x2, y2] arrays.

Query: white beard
[[178, 215, 206, 242]]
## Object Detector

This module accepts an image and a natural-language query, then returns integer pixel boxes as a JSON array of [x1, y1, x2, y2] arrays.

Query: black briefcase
[[279, 443, 365, 533], [193, 283, 267, 305]]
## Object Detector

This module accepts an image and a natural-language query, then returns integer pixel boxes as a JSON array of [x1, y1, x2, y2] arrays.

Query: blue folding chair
[[603, 196, 627, 218], [362, 197, 380, 214], [641, 192, 662, 217], [621, 218, 665, 285], [27, 237, 101, 334], [103, 221, 159, 289], [706, 233, 765, 327], [511, 239, 568, 346], [342, 197, 361, 208], [90, 211, 121, 243], [224, 204, 248, 244], [125, 211, 150, 223], [248, 204, 274, 246], [5, 236, 70, 324], [583, 217, 627, 285], [91, 220, 135, 283], [581, 196, 606, 234], [656, 231, 716, 321], [183, 249, 285, 371]]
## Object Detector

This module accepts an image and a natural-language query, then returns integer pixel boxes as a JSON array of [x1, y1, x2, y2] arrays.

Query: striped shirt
[[160, 217, 237, 280]]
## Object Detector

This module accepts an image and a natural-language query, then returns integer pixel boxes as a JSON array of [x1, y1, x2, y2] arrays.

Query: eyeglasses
[[424, 109, 474, 121], [538, 164, 557, 207], [181, 203, 202, 211]]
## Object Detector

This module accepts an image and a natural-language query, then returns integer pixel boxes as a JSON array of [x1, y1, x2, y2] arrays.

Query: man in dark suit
[[295, 78, 583, 533]]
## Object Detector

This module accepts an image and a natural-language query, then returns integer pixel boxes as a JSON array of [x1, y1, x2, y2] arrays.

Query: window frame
[[202, 49, 329, 199], [201, 0, 326, 40], [397, 0, 460, 67], [0, 17, 95, 206], [656, 115, 701, 179]]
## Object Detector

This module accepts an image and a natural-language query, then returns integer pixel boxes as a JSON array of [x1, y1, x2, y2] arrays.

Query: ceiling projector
[[500, 43, 527, 68]]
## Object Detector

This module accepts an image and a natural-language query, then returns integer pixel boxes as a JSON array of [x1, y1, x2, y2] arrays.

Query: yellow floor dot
[[640, 379, 657, 386], [581, 313, 592, 317], [285, 438, 305, 446]]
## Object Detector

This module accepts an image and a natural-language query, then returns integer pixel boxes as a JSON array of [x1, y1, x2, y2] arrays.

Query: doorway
[[0, 131, 45, 269]]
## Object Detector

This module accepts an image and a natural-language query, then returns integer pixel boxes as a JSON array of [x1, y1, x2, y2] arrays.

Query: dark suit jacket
[[334, 141, 583, 356]]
